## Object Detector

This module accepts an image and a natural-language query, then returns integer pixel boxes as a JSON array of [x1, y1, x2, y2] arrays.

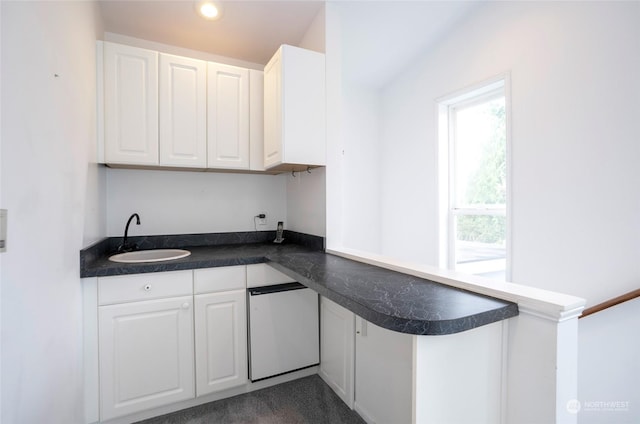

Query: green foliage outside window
[[457, 102, 506, 245]]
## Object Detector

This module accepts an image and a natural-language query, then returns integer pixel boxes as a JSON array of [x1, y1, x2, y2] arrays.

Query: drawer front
[[246, 263, 296, 288], [194, 265, 246, 294], [98, 270, 193, 305]]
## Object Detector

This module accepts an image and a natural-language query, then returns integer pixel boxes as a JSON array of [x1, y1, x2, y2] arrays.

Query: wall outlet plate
[[257, 212, 267, 226]]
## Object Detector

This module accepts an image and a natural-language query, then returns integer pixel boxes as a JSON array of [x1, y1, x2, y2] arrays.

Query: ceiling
[[98, 0, 325, 66], [338, 1, 481, 87], [98, 0, 480, 86]]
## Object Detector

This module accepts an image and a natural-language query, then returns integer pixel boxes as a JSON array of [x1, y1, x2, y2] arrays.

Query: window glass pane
[[454, 214, 506, 279], [453, 96, 506, 208]]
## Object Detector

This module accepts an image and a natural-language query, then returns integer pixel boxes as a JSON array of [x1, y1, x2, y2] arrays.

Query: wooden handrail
[[580, 288, 640, 319]]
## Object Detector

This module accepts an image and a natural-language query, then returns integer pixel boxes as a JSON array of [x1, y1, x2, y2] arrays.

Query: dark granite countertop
[[80, 231, 518, 335], [266, 252, 518, 335], [82, 242, 318, 277]]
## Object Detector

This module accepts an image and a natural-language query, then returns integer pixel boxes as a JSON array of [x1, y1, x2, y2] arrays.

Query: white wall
[[340, 83, 381, 252], [578, 298, 640, 424], [298, 4, 325, 55], [322, 3, 387, 250], [0, 2, 3, 419], [285, 168, 326, 237], [1, 1, 103, 422], [106, 168, 286, 235], [285, 5, 327, 237], [328, 2, 639, 421], [377, 1, 640, 307], [84, 16, 107, 247]]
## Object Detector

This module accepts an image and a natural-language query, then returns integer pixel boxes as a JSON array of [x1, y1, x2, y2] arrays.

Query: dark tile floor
[[135, 375, 366, 424]]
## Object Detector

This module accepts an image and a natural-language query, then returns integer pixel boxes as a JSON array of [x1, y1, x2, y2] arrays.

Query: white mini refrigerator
[[248, 282, 319, 381]]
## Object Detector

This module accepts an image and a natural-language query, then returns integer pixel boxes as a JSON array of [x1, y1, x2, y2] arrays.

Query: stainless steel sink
[[108, 249, 191, 263]]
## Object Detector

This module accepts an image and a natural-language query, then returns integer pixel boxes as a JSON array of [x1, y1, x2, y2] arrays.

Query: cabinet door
[[279, 45, 326, 167], [159, 54, 207, 168], [319, 297, 355, 408], [354, 317, 413, 424], [194, 289, 247, 396], [207, 63, 249, 169], [249, 69, 265, 171], [263, 50, 283, 169], [263, 45, 325, 171], [98, 296, 195, 421], [104, 42, 159, 165]]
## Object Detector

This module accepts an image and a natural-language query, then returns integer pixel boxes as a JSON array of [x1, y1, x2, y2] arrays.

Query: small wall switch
[[0, 209, 6, 252]]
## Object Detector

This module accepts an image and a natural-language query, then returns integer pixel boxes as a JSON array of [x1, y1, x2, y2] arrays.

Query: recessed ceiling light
[[196, 1, 222, 20]]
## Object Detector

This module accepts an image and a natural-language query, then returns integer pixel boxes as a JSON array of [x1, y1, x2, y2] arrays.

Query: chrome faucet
[[118, 213, 140, 253]]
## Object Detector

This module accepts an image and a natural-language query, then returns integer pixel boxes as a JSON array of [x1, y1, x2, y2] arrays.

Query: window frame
[[437, 75, 512, 280]]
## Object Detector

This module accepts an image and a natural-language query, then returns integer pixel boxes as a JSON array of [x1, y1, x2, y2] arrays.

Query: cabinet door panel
[[160, 54, 207, 167], [354, 317, 413, 424], [319, 297, 355, 408], [263, 52, 282, 168], [99, 296, 194, 421], [279, 45, 325, 166], [104, 42, 158, 165], [263, 45, 325, 170], [207, 63, 249, 169], [249, 69, 265, 171], [195, 290, 247, 395]]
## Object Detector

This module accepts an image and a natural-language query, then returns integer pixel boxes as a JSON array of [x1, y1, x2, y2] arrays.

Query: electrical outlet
[[257, 212, 267, 226]]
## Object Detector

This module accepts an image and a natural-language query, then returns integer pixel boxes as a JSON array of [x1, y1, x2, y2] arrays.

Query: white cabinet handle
[[144, 284, 152, 291], [182, 302, 190, 309]]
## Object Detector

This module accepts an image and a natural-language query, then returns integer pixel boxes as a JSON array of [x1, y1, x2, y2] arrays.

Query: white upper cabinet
[[207, 62, 250, 169], [263, 45, 326, 172], [104, 42, 159, 165], [159, 54, 207, 168], [263, 52, 282, 169], [249, 69, 265, 171], [102, 41, 261, 172]]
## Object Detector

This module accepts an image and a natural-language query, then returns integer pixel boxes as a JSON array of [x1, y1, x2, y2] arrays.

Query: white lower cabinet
[[319, 296, 355, 408], [194, 266, 248, 396], [194, 290, 247, 395], [319, 296, 413, 424], [95, 267, 248, 422], [354, 317, 413, 424], [98, 295, 195, 421]]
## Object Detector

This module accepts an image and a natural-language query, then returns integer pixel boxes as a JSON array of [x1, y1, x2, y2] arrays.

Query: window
[[438, 78, 509, 280]]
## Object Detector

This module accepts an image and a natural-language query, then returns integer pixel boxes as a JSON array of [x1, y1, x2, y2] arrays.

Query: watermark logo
[[567, 399, 581, 414], [566, 399, 630, 414]]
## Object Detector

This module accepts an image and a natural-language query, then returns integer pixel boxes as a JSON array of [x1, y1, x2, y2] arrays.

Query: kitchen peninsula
[[80, 231, 518, 336], [81, 231, 581, 424]]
